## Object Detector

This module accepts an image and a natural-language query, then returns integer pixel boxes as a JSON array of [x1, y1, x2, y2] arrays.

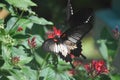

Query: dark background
[[32, 0, 111, 25]]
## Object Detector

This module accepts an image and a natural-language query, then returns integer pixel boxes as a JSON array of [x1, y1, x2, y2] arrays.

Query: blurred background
[[32, 0, 111, 24]]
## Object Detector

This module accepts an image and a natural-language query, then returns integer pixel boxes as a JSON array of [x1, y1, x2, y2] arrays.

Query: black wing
[[68, 8, 94, 27], [59, 8, 94, 62], [61, 23, 93, 43]]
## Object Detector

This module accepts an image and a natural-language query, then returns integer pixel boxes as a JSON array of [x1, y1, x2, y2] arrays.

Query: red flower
[[84, 60, 109, 78], [17, 27, 23, 32], [53, 27, 62, 37], [28, 37, 36, 48], [93, 60, 105, 72], [47, 26, 62, 39], [73, 60, 82, 67], [84, 64, 91, 73], [47, 33, 55, 39], [68, 69, 76, 76]]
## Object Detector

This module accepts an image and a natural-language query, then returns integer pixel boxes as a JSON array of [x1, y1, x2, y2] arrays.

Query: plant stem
[[9, 10, 24, 33], [41, 53, 50, 69]]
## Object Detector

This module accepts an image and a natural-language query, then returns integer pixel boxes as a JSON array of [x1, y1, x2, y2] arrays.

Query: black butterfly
[[42, 0, 94, 65]]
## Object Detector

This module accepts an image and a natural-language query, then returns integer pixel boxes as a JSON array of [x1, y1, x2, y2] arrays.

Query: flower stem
[[41, 53, 50, 69]]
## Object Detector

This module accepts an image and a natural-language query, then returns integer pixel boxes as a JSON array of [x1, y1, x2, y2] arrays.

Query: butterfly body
[[42, 22, 93, 62]]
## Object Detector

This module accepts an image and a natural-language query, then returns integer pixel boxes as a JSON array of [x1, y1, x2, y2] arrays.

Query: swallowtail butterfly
[[42, 0, 94, 66]]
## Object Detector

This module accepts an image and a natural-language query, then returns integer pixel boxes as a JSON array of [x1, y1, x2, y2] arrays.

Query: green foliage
[[0, 0, 119, 80], [0, 0, 54, 80], [5, 0, 36, 10]]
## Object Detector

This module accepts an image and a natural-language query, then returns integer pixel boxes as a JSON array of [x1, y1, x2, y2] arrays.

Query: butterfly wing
[[42, 0, 94, 62], [61, 23, 93, 43], [58, 23, 92, 62], [42, 14, 93, 63]]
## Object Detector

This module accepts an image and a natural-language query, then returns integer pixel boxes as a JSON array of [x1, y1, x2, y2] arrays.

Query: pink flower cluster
[[84, 60, 109, 78], [28, 37, 36, 48]]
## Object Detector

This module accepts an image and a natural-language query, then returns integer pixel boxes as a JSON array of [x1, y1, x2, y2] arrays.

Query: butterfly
[[42, 0, 94, 66]]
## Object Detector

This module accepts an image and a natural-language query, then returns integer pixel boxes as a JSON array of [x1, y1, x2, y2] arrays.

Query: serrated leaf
[[5, 0, 36, 10], [29, 16, 53, 25], [40, 67, 71, 80], [8, 66, 37, 80], [40, 67, 56, 80], [11, 46, 33, 65], [21, 66, 37, 80]]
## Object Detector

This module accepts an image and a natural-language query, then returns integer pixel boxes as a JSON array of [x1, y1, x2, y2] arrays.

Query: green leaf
[[11, 46, 33, 65], [29, 16, 53, 25], [111, 74, 120, 80], [7, 66, 37, 80], [40, 67, 56, 80], [12, 34, 30, 39], [6, 17, 33, 34], [0, 19, 4, 24], [99, 74, 111, 80], [34, 35, 44, 48], [5, 17, 18, 33], [1, 45, 13, 69], [40, 67, 71, 80], [13, 18, 33, 35], [34, 52, 44, 66], [97, 40, 108, 61], [5, 0, 36, 10], [21, 66, 38, 80], [0, 3, 6, 7], [8, 6, 16, 16]]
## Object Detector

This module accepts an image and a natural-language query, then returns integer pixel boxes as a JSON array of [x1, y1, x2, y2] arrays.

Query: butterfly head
[[42, 27, 62, 52]]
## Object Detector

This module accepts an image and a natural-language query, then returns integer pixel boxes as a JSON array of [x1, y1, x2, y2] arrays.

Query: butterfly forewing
[[61, 23, 92, 43]]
